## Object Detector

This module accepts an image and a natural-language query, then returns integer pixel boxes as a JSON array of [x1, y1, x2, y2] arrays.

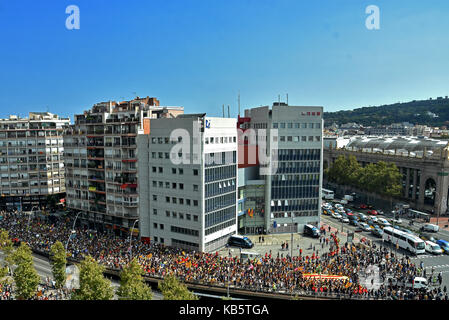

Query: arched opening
[[424, 178, 436, 206]]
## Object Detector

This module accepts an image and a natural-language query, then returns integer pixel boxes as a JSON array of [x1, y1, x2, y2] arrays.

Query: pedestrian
[[262, 236, 265, 243]]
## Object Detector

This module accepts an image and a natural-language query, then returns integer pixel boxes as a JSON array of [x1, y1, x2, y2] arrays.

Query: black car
[[304, 224, 320, 238], [227, 235, 254, 249]]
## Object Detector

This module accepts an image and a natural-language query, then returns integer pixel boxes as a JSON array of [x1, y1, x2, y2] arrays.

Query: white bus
[[322, 188, 334, 200], [382, 227, 425, 255]]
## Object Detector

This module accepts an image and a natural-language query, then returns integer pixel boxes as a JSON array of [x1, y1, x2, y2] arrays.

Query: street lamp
[[129, 219, 139, 262], [65, 211, 82, 252]]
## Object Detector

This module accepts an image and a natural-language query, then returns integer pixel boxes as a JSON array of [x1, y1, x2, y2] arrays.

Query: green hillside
[[324, 97, 449, 127]]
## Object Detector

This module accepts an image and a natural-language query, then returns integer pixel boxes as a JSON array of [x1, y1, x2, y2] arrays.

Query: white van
[[421, 224, 439, 233], [344, 195, 354, 202], [407, 277, 428, 290], [425, 241, 443, 255]]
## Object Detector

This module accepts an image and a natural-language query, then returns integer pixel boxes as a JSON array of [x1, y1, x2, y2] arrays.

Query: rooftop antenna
[[286, 93, 288, 105], [227, 105, 230, 118], [222, 104, 225, 117], [278, 94, 280, 104], [238, 90, 241, 117]]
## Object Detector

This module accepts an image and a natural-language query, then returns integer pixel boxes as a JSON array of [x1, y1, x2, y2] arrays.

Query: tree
[[72, 255, 114, 300], [158, 274, 197, 300], [0, 230, 14, 275], [117, 258, 152, 300], [12, 242, 40, 300], [50, 241, 67, 289]]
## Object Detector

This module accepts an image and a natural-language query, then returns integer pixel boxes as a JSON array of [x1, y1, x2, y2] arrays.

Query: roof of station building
[[343, 136, 449, 152]]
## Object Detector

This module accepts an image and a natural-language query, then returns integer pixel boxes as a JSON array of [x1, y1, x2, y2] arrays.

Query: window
[[186, 199, 191, 206], [160, 224, 164, 230], [179, 183, 184, 190], [172, 212, 177, 218], [179, 168, 183, 175], [308, 136, 313, 141], [302, 136, 306, 142], [315, 136, 321, 142], [153, 223, 157, 229], [153, 195, 157, 201], [280, 123, 285, 129], [165, 196, 170, 203], [288, 123, 292, 129], [193, 184, 198, 192], [166, 210, 170, 217], [287, 136, 292, 142], [179, 198, 184, 205], [316, 123, 321, 129], [193, 169, 199, 176], [186, 214, 191, 220], [172, 197, 177, 204], [295, 123, 300, 129], [309, 123, 314, 129], [280, 136, 285, 142], [154, 236, 158, 242], [165, 182, 170, 188], [172, 183, 177, 189], [193, 200, 198, 206], [193, 215, 198, 222], [152, 181, 157, 187], [172, 168, 176, 174], [152, 167, 156, 173], [158, 167, 163, 173], [273, 123, 278, 129], [160, 238, 164, 244], [153, 209, 157, 215], [301, 123, 307, 129], [179, 213, 184, 220]]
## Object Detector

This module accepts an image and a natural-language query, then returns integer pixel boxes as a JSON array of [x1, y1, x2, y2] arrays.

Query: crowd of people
[[0, 210, 448, 300]]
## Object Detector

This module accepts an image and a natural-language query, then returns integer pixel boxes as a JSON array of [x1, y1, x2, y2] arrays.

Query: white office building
[[138, 114, 238, 252], [240, 102, 324, 233]]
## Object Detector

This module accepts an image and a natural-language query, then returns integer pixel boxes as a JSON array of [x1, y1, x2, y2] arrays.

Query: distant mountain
[[324, 97, 449, 127]]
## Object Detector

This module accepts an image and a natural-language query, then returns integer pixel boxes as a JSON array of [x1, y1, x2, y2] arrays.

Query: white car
[[377, 218, 391, 227], [368, 216, 378, 223], [339, 215, 349, 223], [391, 218, 402, 225], [331, 212, 342, 219], [334, 204, 344, 211], [340, 199, 348, 205], [358, 222, 371, 231], [425, 241, 443, 255]]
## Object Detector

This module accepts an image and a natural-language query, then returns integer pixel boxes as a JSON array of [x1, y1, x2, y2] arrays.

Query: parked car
[[359, 204, 368, 209], [436, 240, 449, 254], [371, 226, 384, 237], [420, 224, 440, 233], [345, 208, 354, 215], [331, 212, 342, 219], [349, 219, 359, 227], [368, 216, 378, 223], [367, 210, 379, 216], [304, 224, 320, 238], [390, 218, 402, 225], [358, 222, 372, 232], [334, 204, 344, 211], [356, 212, 367, 222], [339, 214, 349, 223], [425, 241, 443, 255], [344, 195, 354, 202], [340, 199, 348, 205], [227, 235, 254, 249], [377, 218, 391, 227]]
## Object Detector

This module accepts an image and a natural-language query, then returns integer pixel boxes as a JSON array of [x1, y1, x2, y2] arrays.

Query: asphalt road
[[321, 213, 449, 290]]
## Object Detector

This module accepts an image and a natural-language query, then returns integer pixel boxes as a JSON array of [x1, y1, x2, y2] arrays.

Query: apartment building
[[238, 102, 324, 234], [0, 112, 70, 211], [138, 114, 238, 252], [63, 96, 183, 235]]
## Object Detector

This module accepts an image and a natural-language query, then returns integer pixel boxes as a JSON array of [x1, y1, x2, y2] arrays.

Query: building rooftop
[[341, 136, 449, 155]]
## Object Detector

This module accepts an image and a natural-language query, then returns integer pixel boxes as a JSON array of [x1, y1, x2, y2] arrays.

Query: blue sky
[[1, 0, 449, 120]]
